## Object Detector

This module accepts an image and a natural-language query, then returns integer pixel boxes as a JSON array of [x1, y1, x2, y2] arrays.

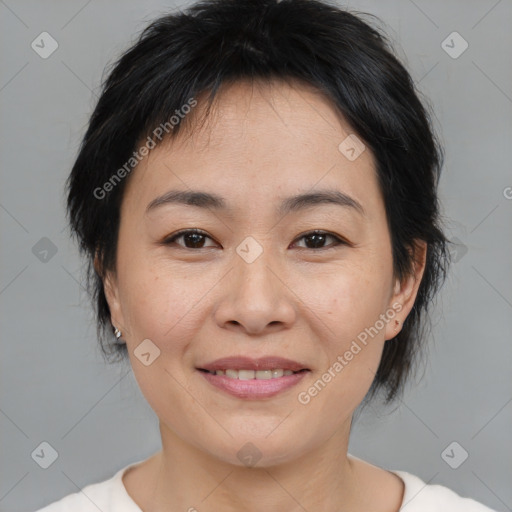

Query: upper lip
[[198, 356, 310, 372]]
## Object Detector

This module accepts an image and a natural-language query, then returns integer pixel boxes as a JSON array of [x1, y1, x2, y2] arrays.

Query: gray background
[[1, 1, 511, 511]]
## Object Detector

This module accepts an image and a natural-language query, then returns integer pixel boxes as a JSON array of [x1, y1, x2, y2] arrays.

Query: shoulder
[[393, 470, 497, 511], [33, 463, 142, 512]]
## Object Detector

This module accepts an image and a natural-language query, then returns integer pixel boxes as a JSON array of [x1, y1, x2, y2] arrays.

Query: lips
[[197, 356, 310, 373], [196, 356, 311, 399]]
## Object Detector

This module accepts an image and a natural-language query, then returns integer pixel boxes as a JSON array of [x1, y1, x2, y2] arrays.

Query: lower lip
[[198, 370, 309, 399]]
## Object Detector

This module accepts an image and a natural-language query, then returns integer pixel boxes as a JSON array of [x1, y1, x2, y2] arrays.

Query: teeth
[[207, 369, 300, 379], [239, 369, 255, 380]]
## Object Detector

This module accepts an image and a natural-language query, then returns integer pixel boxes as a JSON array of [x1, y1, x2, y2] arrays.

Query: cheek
[[301, 260, 391, 338], [295, 275, 388, 420], [117, 263, 205, 418], [118, 259, 205, 355], [297, 261, 391, 398]]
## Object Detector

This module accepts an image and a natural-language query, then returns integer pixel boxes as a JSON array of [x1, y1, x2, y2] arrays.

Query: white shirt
[[34, 458, 497, 511]]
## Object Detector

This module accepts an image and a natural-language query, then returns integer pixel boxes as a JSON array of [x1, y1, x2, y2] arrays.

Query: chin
[[202, 426, 311, 469]]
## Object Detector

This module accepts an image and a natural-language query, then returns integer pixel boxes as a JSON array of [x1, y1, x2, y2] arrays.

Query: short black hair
[[66, 0, 452, 405]]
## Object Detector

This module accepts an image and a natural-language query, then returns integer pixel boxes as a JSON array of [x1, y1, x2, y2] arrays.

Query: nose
[[213, 250, 297, 335]]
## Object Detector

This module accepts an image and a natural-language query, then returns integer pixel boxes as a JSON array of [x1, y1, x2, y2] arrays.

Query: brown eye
[[163, 229, 346, 251], [293, 230, 345, 250], [164, 229, 217, 249]]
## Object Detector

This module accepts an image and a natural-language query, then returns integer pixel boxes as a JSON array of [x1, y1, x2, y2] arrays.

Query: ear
[[94, 251, 126, 334], [384, 240, 427, 341]]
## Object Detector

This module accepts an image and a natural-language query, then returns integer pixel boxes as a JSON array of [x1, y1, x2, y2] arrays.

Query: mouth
[[197, 368, 309, 379], [195, 356, 310, 399]]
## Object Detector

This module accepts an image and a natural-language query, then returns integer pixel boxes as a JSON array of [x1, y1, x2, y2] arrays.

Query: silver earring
[[114, 327, 122, 339]]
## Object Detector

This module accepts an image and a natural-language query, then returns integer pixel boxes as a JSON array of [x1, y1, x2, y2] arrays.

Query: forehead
[[124, 79, 381, 220], [170, 79, 363, 157]]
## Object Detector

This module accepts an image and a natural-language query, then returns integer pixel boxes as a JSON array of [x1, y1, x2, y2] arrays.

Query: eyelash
[[162, 228, 347, 251]]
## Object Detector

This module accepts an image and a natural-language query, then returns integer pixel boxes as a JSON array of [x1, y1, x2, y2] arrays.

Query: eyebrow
[[145, 189, 365, 217]]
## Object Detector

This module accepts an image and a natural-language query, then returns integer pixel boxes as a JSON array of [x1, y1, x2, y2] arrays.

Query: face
[[104, 80, 425, 467]]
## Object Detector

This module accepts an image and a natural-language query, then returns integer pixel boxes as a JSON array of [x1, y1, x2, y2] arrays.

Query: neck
[[146, 419, 365, 512]]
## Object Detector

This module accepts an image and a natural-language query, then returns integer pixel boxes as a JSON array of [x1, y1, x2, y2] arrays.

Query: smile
[[197, 368, 310, 399], [200, 368, 306, 379]]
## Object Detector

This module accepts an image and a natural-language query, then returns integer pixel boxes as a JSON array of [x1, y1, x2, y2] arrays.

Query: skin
[[102, 79, 427, 511]]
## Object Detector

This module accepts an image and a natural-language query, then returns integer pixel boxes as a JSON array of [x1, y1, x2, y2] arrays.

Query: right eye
[[162, 229, 218, 249]]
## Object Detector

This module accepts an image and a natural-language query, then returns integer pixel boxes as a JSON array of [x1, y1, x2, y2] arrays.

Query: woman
[[36, 0, 496, 510]]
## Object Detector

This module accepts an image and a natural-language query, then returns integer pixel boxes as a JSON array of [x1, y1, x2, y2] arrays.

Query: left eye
[[163, 229, 345, 250], [292, 230, 345, 250]]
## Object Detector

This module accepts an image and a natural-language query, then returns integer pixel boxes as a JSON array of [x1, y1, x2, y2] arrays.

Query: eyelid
[[162, 228, 349, 250], [292, 229, 347, 249], [162, 228, 217, 246]]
